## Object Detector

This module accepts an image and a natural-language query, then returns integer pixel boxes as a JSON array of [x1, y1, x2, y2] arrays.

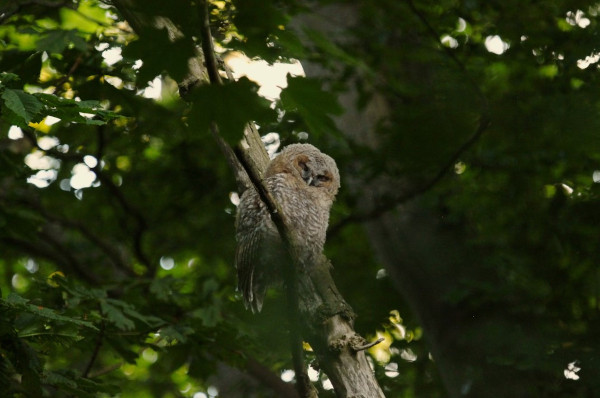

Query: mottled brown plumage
[[235, 143, 340, 312]]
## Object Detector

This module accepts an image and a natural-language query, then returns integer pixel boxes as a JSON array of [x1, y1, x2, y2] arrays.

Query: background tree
[[1, 0, 599, 397]]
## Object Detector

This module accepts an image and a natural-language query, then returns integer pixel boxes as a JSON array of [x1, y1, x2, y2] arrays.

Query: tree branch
[[197, 4, 312, 396], [329, 0, 492, 235]]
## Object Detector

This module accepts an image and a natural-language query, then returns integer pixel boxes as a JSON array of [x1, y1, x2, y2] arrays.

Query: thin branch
[[82, 321, 105, 378], [21, 199, 135, 277], [52, 55, 83, 95], [330, 115, 490, 234], [329, 1, 493, 235], [1, 234, 100, 284], [87, 362, 122, 378], [198, 0, 221, 85], [353, 337, 384, 352]]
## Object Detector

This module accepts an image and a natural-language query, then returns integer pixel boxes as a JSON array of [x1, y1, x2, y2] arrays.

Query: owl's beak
[[306, 176, 313, 186]]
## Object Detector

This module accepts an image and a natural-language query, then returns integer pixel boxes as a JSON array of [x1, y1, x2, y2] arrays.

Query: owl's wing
[[235, 188, 277, 313], [235, 224, 267, 313]]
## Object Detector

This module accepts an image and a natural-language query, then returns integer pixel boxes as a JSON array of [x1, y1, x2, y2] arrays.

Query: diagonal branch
[[197, 3, 312, 396]]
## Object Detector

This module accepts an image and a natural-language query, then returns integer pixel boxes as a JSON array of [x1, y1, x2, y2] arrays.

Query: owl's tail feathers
[[237, 267, 265, 313]]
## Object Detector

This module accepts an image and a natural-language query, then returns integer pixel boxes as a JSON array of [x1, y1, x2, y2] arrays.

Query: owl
[[235, 143, 340, 312]]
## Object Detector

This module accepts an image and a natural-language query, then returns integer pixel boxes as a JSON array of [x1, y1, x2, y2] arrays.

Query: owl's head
[[267, 143, 340, 198]]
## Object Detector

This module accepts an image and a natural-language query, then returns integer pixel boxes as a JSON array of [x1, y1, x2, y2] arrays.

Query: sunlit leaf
[[1, 88, 44, 124]]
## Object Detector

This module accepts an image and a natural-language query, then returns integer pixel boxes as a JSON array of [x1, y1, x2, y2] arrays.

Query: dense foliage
[[1, 0, 599, 397]]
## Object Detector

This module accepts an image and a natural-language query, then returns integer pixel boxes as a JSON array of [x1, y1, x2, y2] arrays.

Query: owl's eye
[[316, 175, 330, 183], [298, 160, 309, 172]]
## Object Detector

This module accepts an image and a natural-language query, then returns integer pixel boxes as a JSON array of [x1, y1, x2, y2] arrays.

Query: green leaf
[[35, 29, 87, 53], [35, 93, 119, 124], [123, 29, 196, 83], [188, 77, 275, 143], [1, 89, 44, 124], [2, 293, 97, 330], [0, 72, 20, 86], [99, 299, 135, 331], [279, 76, 342, 137]]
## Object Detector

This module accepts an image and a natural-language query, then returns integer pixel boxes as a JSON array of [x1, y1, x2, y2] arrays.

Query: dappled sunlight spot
[[296, 131, 309, 141], [70, 163, 96, 189], [59, 179, 71, 191], [83, 154, 98, 168], [133, 59, 143, 70], [560, 183, 574, 195], [105, 75, 124, 88], [593, 170, 600, 183], [400, 348, 417, 362], [141, 348, 158, 364], [229, 192, 240, 206], [45, 115, 61, 126], [25, 258, 39, 273], [95, 42, 110, 51], [38, 135, 60, 150], [454, 161, 466, 174], [564, 361, 581, 380], [12, 273, 28, 290], [281, 369, 295, 382], [102, 46, 123, 66], [576, 52, 600, 69], [25, 151, 60, 170], [384, 362, 399, 378], [261, 132, 281, 156], [566, 10, 590, 28], [308, 366, 319, 382], [193, 393, 208, 398], [392, 322, 406, 340], [457, 17, 467, 32], [8, 125, 24, 139], [321, 376, 334, 390], [140, 76, 162, 99], [441, 35, 458, 48], [376, 268, 387, 279], [160, 256, 175, 270], [180, 383, 193, 394], [121, 363, 137, 378], [27, 169, 58, 188], [207, 386, 218, 397], [225, 52, 304, 100], [485, 35, 509, 55]]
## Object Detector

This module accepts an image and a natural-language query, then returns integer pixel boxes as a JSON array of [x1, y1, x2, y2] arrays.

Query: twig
[[20, 198, 135, 277], [52, 55, 83, 95], [82, 321, 105, 378], [353, 337, 384, 352]]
